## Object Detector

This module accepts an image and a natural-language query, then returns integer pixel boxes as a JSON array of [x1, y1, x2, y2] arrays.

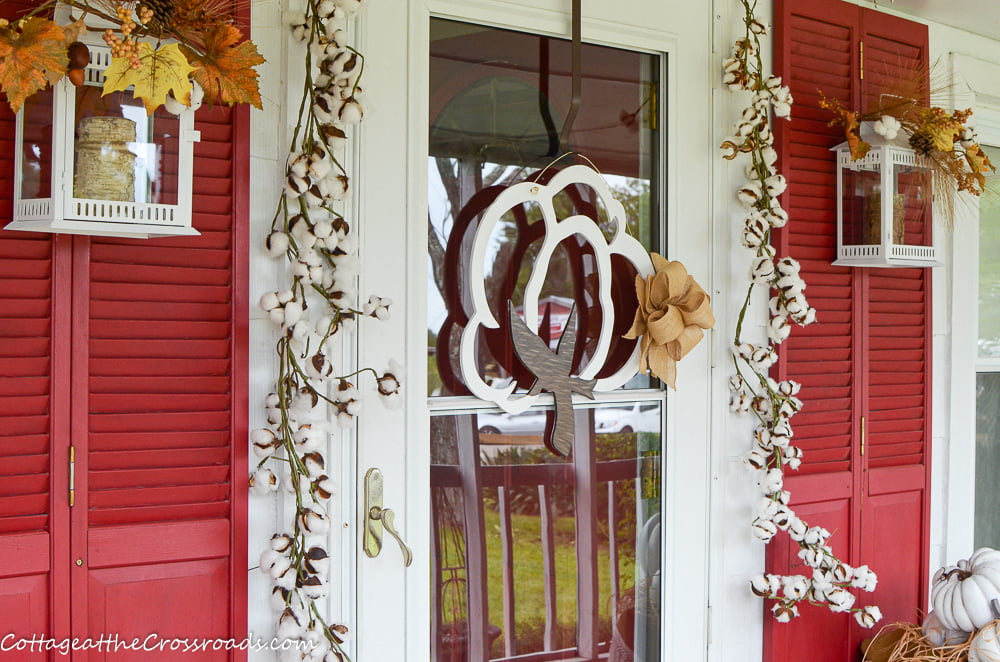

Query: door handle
[[363, 468, 413, 567]]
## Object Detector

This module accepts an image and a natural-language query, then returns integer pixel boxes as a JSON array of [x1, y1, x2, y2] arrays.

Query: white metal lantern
[[7, 38, 201, 238], [832, 123, 939, 267]]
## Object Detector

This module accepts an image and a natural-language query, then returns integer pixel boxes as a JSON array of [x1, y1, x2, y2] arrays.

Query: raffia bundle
[[862, 623, 974, 662]]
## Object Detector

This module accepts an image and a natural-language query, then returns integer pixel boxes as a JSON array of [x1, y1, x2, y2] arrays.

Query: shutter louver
[[0, 86, 52, 535], [866, 269, 927, 467], [0, 236, 52, 536], [860, 14, 929, 470], [87, 107, 234, 528], [779, 10, 856, 476]]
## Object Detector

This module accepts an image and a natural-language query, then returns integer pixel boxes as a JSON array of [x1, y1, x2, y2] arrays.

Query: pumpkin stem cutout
[[508, 302, 596, 456]]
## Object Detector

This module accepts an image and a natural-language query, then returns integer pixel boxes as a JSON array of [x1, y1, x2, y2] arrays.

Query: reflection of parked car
[[476, 402, 660, 437], [476, 410, 547, 436], [594, 403, 660, 434]]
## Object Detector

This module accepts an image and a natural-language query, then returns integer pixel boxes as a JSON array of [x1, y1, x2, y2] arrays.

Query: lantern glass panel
[[73, 87, 180, 206], [20, 86, 55, 200], [840, 165, 881, 246], [893, 162, 931, 247]]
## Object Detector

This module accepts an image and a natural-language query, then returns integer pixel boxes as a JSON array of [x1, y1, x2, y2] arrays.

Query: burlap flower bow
[[624, 254, 715, 389]]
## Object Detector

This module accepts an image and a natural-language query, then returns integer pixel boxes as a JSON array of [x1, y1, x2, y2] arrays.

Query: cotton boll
[[266, 231, 290, 258], [339, 98, 364, 124], [825, 586, 855, 612], [268, 307, 286, 326], [287, 151, 309, 180], [294, 424, 325, 453], [782, 575, 810, 600], [270, 533, 294, 554], [322, 174, 350, 201], [744, 449, 768, 471], [772, 603, 798, 623], [259, 291, 280, 312], [752, 519, 777, 542], [315, 0, 338, 18], [750, 255, 776, 284], [756, 497, 779, 520], [767, 315, 791, 344], [304, 546, 330, 575], [300, 507, 331, 534], [313, 219, 334, 240], [259, 549, 282, 574], [306, 353, 334, 380], [289, 320, 313, 348], [268, 555, 292, 581], [764, 174, 787, 197], [872, 115, 900, 141], [301, 577, 329, 603], [775, 274, 804, 297], [249, 468, 279, 495], [737, 180, 762, 207], [750, 574, 774, 597], [855, 606, 882, 628], [335, 0, 365, 17], [270, 586, 290, 612], [310, 474, 334, 500], [309, 155, 333, 182], [282, 300, 304, 328], [730, 392, 751, 414], [787, 517, 808, 541], [766, 205, 789, 228], [277, 607, 306, 641], [302, 451, 326, 478]]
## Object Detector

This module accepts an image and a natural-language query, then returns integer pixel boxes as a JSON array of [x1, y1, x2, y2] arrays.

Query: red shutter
[[0, 5, 248, 650], [76, 106, 244, 657], [770, 6, 862, 659], [858, 10, 931, 629], [769, 2, 930, 660], [0, 6, 61, 645], [774, 0, 859, 477]]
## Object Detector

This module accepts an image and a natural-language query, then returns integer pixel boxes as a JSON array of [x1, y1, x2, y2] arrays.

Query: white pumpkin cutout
[[970, 599, 1000, 662], [931, 548, 1000, 632]]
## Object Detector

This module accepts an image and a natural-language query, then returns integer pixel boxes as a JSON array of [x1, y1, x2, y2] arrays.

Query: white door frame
[[355, 2, 714, 660]]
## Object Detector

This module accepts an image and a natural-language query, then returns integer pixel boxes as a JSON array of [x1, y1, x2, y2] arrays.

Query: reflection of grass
[[438, 509, 635, 656]]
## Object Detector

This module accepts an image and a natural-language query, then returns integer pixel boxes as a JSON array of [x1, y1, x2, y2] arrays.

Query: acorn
[[67, 68, 86, 87], [67, 42, 90, 70]]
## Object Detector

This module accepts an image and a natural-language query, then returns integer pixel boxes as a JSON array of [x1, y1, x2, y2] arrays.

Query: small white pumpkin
[[931, 548, 1000, 632], [922, 610, 970, 647], [970, 600, 1000, 662]]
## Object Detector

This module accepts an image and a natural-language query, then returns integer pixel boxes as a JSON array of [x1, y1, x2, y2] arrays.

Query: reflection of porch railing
[[430, 412, 656, 662]]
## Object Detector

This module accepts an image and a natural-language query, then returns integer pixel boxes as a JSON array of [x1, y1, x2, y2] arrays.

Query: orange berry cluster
[[102, 5, 143, 70]]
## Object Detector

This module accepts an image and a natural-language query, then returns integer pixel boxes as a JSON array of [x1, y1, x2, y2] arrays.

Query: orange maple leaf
[[0, 18, 68, 112], [182, 25, 264, 109]]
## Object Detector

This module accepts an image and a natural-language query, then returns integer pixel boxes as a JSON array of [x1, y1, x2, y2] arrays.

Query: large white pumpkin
[[931, 548, 1000, 632]]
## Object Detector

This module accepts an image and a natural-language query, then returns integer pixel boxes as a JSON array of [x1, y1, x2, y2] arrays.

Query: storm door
[[426, 19, 665, 662]]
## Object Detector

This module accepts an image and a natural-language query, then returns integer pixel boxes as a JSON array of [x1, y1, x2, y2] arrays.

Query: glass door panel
[[427, 17, 664, 662]]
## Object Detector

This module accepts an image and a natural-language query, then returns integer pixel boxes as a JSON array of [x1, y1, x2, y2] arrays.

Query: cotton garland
[[249, 1, 402, 660], [722, 0, 881, 627]]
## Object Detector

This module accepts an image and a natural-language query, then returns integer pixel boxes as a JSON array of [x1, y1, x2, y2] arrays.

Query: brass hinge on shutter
[[69, 446, 75, 507], [860, 416, 866, 456], [860, 40, 865, 80]]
